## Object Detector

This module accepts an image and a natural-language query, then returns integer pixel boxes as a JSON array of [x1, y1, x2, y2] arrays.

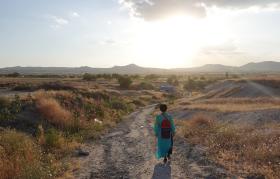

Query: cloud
[[200, 40, 243, 55], [120, 0, 280, 20], [50, 15, 69, 25], [45, 15, 69, 29], [120, 0, 206, 20], [194, 40, 248, 66], [46, 15, 68, 29], [70, 12, 80, 18], [203, 0, 280, 9], [101, 38, 117, 45]]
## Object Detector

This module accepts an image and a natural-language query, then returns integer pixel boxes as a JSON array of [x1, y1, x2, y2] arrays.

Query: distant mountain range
[[0, 61, 279, 75]]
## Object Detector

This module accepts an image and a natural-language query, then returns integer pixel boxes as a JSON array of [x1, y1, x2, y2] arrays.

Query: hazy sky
[[1, 0, 280, 68]]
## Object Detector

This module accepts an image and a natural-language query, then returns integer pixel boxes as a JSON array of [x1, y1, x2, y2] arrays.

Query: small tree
[[167, 75, 179, 86], [184, 78, 196, 96], [7, 72, 21, 77], [144, 74, 158, 81], [200, 76, 206, 80], [118, 76, 132, 89], [225, 72, 229, 79], [83, 73, 97, 81]]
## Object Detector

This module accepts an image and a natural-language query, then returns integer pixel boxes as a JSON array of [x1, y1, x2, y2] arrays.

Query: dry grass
[[182, 114, 280, 178], [185, 97, 280, 112], [187, 114, 215, 128], [35, 93, 72, 129], [33, 90, 137, 140], [241, 78, 280, 89], [0, 129, 47, 179], [0, 76, 174, 178]]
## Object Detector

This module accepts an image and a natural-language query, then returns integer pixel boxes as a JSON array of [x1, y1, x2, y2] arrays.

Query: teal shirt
[[154, 112, 175, 159]]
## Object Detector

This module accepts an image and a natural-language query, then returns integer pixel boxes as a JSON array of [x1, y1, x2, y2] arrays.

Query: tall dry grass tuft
[[36, 95, 72, 129], [187, 114, 215, 128], [183, 114, 216, 143]]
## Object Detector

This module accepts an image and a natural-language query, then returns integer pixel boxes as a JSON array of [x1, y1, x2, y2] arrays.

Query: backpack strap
[[161, 113, 169, 121]]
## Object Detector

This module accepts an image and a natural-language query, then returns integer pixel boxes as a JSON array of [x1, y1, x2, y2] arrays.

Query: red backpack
[[161, 114, 171, 139]]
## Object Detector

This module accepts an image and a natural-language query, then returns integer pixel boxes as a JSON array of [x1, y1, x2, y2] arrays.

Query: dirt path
[[73, 106, 232, 179]]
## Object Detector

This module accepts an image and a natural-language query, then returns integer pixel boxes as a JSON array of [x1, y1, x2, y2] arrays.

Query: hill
[[0, 61, 280, 74], [239, 61, 280, 72]]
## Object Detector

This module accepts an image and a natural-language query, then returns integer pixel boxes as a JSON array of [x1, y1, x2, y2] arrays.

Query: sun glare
[[132, 15, 230, 68]]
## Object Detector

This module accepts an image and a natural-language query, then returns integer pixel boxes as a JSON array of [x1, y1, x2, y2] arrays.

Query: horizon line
[[0, 60, 279, 69]]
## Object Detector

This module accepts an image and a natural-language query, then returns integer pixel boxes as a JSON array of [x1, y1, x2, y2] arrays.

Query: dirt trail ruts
[[74, 106, 233, 179]]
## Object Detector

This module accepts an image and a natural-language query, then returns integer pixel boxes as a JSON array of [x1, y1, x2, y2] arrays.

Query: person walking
[[154, 104, 175, 163]]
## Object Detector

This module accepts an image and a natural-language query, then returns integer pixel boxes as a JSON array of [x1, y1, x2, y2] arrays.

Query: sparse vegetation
[[6, 72, 21, 78], [184, 97, 280, 112], [82, 73, 97, 81], [32, 89, 136, 140], [184, 77, 217, 93], [0, 79, 156, 178], [12, 82, 76, 92], [0, 95, 22, 121], [144, 74, 159, 81], [12, 83, 35, 91], [133, 82, 155, 90], [167, 75, 179, 86], [0, 129, 59, 179], [181, 114, 280, 178], [2, 73, 278, 178]]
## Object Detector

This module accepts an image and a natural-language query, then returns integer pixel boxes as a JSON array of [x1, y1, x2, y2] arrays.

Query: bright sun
[[132, 15, 230, 68]]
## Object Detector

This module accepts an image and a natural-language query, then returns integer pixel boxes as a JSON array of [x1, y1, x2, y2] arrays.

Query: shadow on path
[[152, 162, 171, 179]]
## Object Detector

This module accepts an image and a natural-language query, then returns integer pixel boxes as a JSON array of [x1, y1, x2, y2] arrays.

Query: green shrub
[[118, 76, 132, 89], [83, 103, 105, 119], [0, 95, 22, 121], [10, 95, 22, 114], [45, 128, 63, 149], [79, 91, 110, 101], [132, 99, 145, 106], [167, 75, 179, 86], [82, 73, 97, 81], [184, 78, 216, 92], [144, 74, 159, 80], [13, 83, 35, 91], [110, 100, 128, 111], [0, 97, 10, 109], [39, 82, 75, 91], [6, 72, 21, 77], [137, 82, 155, 90]]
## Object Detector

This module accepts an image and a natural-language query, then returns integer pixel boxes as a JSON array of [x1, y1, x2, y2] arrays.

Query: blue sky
[[1, 0, 280, 68]]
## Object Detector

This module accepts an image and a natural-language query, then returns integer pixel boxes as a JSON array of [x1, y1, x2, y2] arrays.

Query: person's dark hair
[[159, 104, 167, 112]]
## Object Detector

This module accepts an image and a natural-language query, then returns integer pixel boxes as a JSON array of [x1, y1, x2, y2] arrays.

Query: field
[[0, 74, 175, 178], [170, 75, 280, 178], [0, 73, 280, 178]]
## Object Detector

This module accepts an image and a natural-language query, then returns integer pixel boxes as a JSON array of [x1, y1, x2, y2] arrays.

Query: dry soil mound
[[203, 80, 280, 99]]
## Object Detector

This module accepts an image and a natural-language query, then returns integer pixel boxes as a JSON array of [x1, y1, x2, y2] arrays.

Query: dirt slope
[[203, 80, 280, 99], [73, 106, 232, 179]]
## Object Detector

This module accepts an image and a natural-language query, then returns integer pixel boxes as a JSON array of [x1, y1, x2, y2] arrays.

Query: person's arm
[[170, 115, 176, 136], [154, 115, 159, 137]]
